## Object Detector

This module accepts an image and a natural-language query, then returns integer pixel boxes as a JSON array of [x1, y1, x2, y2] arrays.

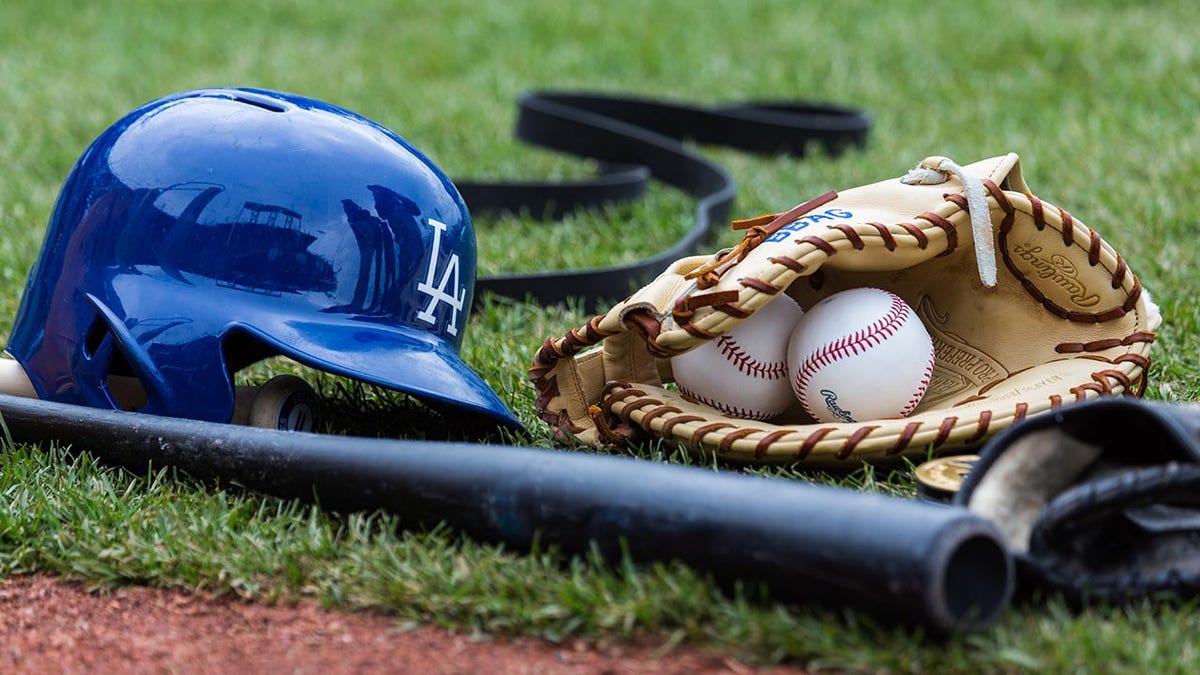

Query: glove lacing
[[665, 156, 998, 332], [901, 157, 997, 288]]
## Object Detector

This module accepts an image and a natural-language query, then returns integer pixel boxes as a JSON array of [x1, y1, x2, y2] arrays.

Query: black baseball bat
[[0, 392, 1012, 633]]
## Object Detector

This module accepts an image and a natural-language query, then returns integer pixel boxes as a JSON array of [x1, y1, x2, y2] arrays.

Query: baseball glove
[[529, 154, 1161, 465], [955, 397, 1200, 602]]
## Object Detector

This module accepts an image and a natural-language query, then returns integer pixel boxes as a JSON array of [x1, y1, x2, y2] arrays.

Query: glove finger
[[1025, 462, 1200, 601]]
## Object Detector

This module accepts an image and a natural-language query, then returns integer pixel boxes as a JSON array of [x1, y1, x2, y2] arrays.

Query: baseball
[[671, 294, 804, 421], [787, 287, 934, 424]]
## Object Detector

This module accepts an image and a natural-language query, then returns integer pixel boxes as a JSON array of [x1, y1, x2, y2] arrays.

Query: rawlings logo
[[820, 389, 855, 423], [765, 208, 855, 243], [1012, 243, 1100, 307]]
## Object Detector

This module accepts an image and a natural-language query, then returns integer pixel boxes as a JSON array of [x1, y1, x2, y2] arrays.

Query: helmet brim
[[237, 314, 524, 434]]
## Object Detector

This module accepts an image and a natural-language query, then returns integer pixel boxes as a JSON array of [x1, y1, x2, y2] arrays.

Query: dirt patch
[[1, 574, 804, 674]]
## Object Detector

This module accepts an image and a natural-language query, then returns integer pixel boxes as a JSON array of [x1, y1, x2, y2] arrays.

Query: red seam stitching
[[677, 385, 777, 421], [802, 295, 908, 372], [795, 295, 917, 419], [901, 352, 935, 416], [716, 334, 788, 380]]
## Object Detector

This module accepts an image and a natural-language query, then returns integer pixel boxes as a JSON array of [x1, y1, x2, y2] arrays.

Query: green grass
[[1, 0, 1199, 671]]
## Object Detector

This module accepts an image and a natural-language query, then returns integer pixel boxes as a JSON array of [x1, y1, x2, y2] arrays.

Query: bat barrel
[[0, 393, 1012, 633]]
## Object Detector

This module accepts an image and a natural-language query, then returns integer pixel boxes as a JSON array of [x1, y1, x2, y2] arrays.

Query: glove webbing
[[457, 91, 872, 310]]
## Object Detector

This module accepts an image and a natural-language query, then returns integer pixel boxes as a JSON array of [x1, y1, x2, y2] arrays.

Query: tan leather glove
[[530, 154, 1160, 466]]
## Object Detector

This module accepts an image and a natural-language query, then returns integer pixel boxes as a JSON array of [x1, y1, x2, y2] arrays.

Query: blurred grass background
[[1, 0, 1198, 671]]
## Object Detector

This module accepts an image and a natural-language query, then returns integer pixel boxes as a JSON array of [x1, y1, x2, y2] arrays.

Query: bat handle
[[0, 356, 38, 398], [0, 357, 320, 432]]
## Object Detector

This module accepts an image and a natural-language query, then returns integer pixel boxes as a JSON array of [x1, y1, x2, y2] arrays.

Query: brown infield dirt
[[1, 574, 808, 674]]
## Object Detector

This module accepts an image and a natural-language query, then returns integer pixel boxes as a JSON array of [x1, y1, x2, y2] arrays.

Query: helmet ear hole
[[107, 373, 149, 411], [83, 316, 108, 360], [80, 315, 149, 410], [222, 330, 282, 375]]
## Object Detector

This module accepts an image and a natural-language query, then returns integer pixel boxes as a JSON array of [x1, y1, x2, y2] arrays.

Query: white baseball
[[671, 295, 804, 421], [787, 287, 934, 424]]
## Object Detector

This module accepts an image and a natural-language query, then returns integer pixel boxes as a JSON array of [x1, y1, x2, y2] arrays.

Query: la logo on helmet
[[416, 217, 466, 336]]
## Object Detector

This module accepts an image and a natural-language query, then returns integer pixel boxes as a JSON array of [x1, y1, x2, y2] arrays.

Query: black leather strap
[[457, 91, 871, 309]]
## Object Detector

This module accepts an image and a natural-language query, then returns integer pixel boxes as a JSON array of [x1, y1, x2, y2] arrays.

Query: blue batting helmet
[[7, 87, 522, 431]]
